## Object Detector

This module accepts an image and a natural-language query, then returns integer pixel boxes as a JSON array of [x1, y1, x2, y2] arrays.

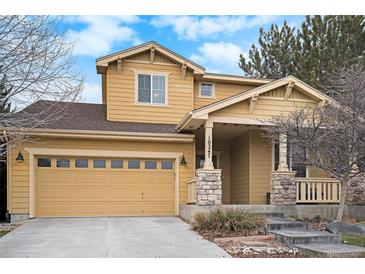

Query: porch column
[[278, 133, 289, 171], [270, 133, 296, 205], [203, 120, 214, 169]]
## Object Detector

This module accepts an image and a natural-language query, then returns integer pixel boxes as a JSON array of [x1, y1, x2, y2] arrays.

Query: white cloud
[[191, 42, 245, 72], [80, 82, 102, 104], [151, 16, 277, 40], [66, 16, 141, 57]]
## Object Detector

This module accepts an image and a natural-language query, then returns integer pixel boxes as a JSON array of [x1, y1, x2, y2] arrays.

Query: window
[[128, 160, 140, 169], [56, 159, 70, 168], [75, 159, 88, 168], [161, 160, 173, 170], [37, 158, 51, 167], [200, 83, 214, 97], [137, 74, 166, 104], [145, 160, 157, 169], [274, 142, 307, 177], [111, 159, 123, 168], [93, 159, 106, 168]]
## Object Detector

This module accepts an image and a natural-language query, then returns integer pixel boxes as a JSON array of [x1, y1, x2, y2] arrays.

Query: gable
[[177, 75, 333, 131], [191, 76, 331, 118], [96, 41, 205, 74], [261, 86, 314, 101], [210, 90, 318, 120], [125, 50, 177, 65]]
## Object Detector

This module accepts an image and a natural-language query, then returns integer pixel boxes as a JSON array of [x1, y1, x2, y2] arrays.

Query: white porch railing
[[187, 177, 197, 204], [296, 178, 341, 203]]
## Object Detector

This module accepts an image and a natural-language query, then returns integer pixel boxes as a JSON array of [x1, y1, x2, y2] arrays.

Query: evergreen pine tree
[[239, 16, 365, 89]]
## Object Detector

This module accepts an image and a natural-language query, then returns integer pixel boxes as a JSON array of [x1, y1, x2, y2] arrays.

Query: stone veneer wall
[[346, 176, 365, 205], [270, 171, 297, 205], [196, 169, 222, 206]]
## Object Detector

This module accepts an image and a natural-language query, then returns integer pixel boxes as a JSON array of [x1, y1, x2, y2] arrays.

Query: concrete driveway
[[0, 217, 230, 258]]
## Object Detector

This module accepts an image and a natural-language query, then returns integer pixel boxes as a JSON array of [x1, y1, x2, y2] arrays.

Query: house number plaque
[[207, 136, 212, 158]]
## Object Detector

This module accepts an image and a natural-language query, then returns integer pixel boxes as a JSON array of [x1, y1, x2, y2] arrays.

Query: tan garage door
[[35, 157, 175, 217]]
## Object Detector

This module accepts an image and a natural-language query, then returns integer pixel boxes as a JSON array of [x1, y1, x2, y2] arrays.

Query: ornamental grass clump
[[192, 207, 266, 235]]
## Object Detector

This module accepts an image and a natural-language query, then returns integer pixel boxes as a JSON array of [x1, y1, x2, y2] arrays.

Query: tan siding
[[196, 138, 231, 204], [211, 91, 318, 120], [8, 138, 194, 214], [230, 132, 250, 204], [309, 167, 330, 178], [193, 80, 257, 109], [249, 130, 271, 204], [107, 61, 193, 124]]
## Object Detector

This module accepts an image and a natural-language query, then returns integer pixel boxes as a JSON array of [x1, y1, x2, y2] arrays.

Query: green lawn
[[342, 234, 365, 247], [0, 230, 10, 238]]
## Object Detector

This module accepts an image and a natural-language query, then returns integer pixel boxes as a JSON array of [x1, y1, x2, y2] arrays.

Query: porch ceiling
[[195, 123, 257, 141]]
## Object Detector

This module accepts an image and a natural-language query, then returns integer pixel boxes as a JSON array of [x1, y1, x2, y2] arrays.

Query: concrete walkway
[[0, 217, 230, 258]]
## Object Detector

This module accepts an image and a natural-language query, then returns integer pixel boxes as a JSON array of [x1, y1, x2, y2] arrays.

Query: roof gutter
[[2, 128, 195, 143], [176, 111, 193, 132]]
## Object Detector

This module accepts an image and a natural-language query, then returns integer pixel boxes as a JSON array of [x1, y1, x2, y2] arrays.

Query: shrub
[[192, 207, 266, 235]]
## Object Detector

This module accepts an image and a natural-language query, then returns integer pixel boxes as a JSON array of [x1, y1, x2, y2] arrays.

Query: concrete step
[[258, 212, 285, 219], [271, 228, 340, 246], [295, 243, 365, 258], [266, 219, 308, 233]]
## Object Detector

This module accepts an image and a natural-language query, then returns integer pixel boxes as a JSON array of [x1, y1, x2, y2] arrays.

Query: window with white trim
[[137, 74, 166, 104], [200, 83, 214, 97]]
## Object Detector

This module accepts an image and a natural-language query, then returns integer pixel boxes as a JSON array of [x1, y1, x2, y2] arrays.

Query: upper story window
[[137, 74, 167, 105], [199, 82, 215, 98]]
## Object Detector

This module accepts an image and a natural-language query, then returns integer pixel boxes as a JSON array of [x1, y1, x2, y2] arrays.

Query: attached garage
[[34, 156, 176, 217]]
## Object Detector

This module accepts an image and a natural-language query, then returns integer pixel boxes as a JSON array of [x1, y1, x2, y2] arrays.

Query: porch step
[[257, 212, 285, 219], [271, 228, 341, 246], [265, 218, 308, 233], [295, 243, 365, 258]]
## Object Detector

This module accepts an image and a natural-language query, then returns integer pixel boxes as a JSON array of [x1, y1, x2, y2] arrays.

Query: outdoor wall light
[[180, 155, 187, 166], [16, 151, 24, 161]]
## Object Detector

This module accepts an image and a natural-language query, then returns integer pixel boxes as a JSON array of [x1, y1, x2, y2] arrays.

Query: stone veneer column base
[[346, 176, 365, 205], [196, 169, 222, 206], [10, 213, 29, 223], [270, 171, 297, 205]]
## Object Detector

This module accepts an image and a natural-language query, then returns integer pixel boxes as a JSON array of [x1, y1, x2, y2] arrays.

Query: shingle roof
[[14, 100, 179, 134]]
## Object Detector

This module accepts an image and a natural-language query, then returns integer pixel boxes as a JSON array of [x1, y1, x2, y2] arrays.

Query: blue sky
[[61, 15, 304, 104]]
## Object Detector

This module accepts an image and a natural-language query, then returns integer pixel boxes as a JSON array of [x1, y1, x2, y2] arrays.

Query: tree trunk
[[337, 181, 348, 220]]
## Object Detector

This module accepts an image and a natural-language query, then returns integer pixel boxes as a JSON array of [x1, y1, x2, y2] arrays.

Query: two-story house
[[6, 41, 339, 222]]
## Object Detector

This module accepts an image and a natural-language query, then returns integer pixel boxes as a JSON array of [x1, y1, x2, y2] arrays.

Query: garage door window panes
[[111, 159, 123, 168], [37, 158, 51, 167], [161, 160, 173, 169], [128, 160, 140, 169], [56, 159, 70, 168], [145, 160, 157, 169], [75, 159, 88, 168], [93, 159, 106, 168]]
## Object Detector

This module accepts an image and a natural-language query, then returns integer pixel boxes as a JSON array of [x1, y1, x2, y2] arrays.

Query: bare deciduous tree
[[265, 65, 365, 220], [0, 16, 83, 157]]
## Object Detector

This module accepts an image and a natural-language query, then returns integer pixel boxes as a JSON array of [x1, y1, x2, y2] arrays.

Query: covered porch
[[178, 76, 342, 206], [185, 121, 341, 206]]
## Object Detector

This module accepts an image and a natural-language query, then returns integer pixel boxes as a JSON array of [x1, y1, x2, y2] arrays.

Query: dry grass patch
[[192, 207, 266, 240]]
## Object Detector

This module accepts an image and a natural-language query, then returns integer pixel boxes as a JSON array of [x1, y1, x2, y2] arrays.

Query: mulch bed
[[195, 229, 305, 258], [218, 239, 305, 258]]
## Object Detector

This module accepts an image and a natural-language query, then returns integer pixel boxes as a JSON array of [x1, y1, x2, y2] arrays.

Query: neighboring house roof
[[96, 41, 205, 74], [177, 75, 335, 131], [12, 100, 179, 134]]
